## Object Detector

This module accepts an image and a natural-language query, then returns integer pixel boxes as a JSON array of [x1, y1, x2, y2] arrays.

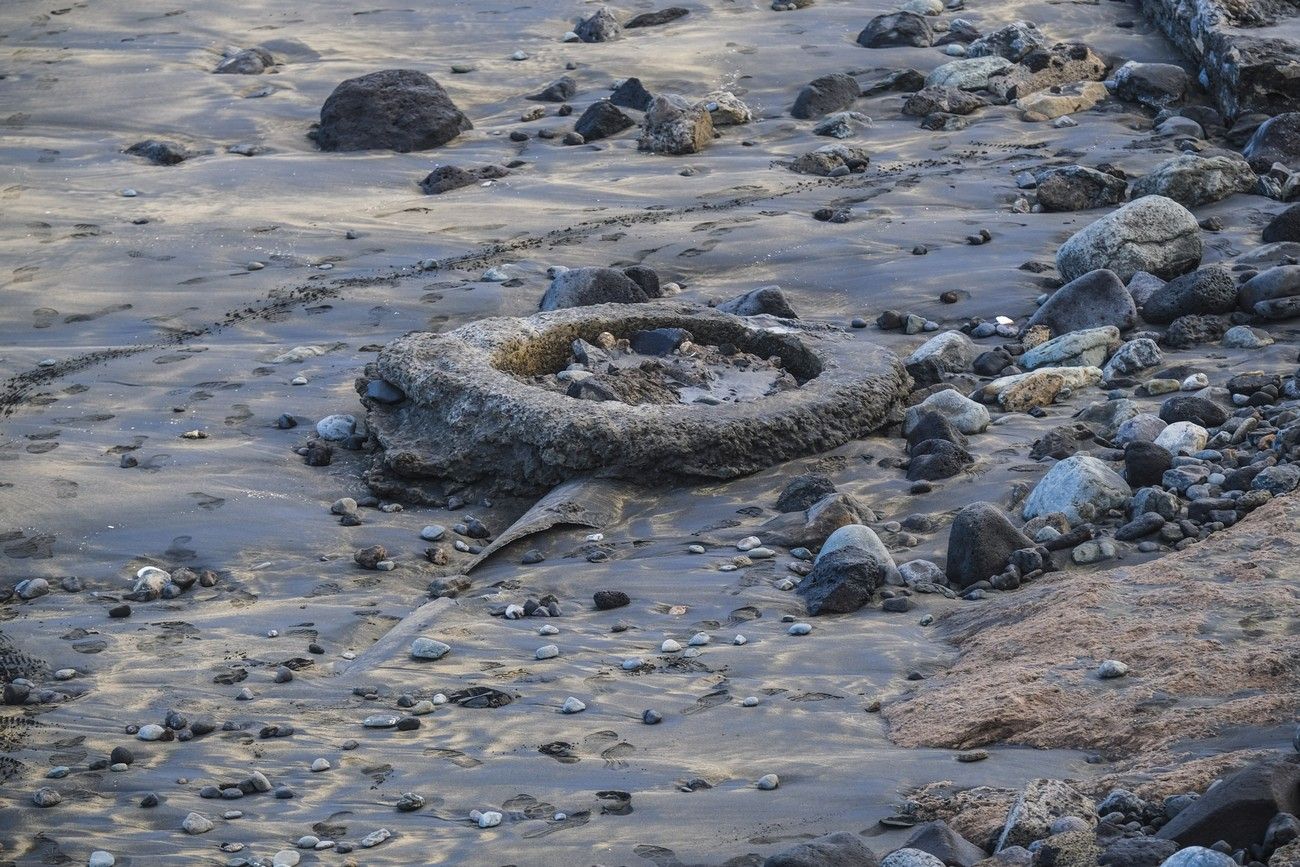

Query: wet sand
[[0, 0, 1296, 863]]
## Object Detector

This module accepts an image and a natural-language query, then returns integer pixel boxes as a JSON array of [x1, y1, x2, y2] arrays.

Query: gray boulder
[[902, 87, 988, 117], [1140, 265, 1238, 324], [1157, 847, 1235, 867], [881, 849, 945, 867], [818, 523, 895, 571], [1157, 756, 1300, 850], [764, 832, 880, 867], [1111, 61, 1188, 109], [1100, 836, 1179, 867], [1243, 112, 1300, 173], [998, 778, 1097, 849], [1020, 326, 1121, 370], [540, 267, 658, 311], [1056, 195, 1202, 282], [908, 330, 976, 373], [1025, 269, 1137, 336], [1240, 265, 1300, 319], [1022, 454, 1132, 524], [858, 12, 933, 48], [925, 56, 1013, 90], [966, 21, 1045, 61], [1130, 154, 1257, 208], [1103, 339, 1162, 382], [1127, 271, 1166, 306], [639, 93, 713, 155], [1113, 413, 1167, 445], [946, 502, 1033, 588], [905, 389, 990, 434], [791, 73, 861, 119], [717, 286, 798, 318], [1035, 165, 1128, 212], [575, 6, 621, 42]]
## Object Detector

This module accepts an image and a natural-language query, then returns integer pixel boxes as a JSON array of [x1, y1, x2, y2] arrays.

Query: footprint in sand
[[681, 689, 732, 716], [633, 844, 687, 867], [521, 809, 591, 838], [32, 308, 58, 328], [423, 747, 482, 768], [502, 793, 557, 820], [51, 479, 77, 499], [188, 492, 225, 510], [726, 605, 761, 625], [224, 404, 253, 426]]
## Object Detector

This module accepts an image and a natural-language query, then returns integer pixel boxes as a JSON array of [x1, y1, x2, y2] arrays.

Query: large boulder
[[925, 56, 1013, 90], [858, 12, 933, 47], [908, 331, 976, 373], [539, 267, 658, 310], [1157, 756, 1300, 850], [316, 70, 472, 152], [776, 473, 838, 512], [1020, 326, 1121, 370], [1130, 154, 1257, 208], [639, 94, 713, 155], [1243, 112, 1300, 173], [1110, 61, 1189, 109], [1035, 165, 1128, 212], [1140, 266, 1238, 324], [1025, 269, 1137, 336], [817, 523, 894, 569], [976, 367, 1101, 412], [764, 832, 880, 867], [1103, 338, 1162, 382], [1022, 454, 1133, 524], [1159, 394, 1227, 428], [946, 502, 1033, 588], [791, 73, 861, 120], [907, 438, 974, 481], [1016, 80, 1108, 120], [611, 77, 654, 111], [799, 546, 886, 614], [1056, 195, 1202, 283], [574, 100, 635, 141], [905, 389, 990, 435], [575, 6, 622, 42], [966, 21, 1045, 61], [1240, 265, 1300, 319], [902, 87, 989, 117]]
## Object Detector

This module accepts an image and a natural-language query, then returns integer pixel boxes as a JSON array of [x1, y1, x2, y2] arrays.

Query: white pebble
[[742, 696, 760, 707], [310, 758, 330, 772], [432, 693, 448, 704], [736, 536, 761, 551], [660, 639, 682, 653], [121, 188, 137, 197], [477, 810, 503, 828], [585, 532, 604, 542], [504, 604, 525, 619], [266, 630, 279, 638], [560, 696, 586, 714], [688, 544, 706, 554], [733, 634, 748, 645], [136, 723, 166, 741], [89, 853, 116, 867], [622, 658, 643, 670], [756, 774, 780, 790], [54, 669, 76, 680], [511, 50, 529, 60], [538, 624, 560, 635], [1098, 659, 1130, 679], [535, 644, 560, 660], [554, 812, 567, 821], [272, 852, 300, 867], [788, 623, 813, 635], [223, 810, 242, 819], [688, 632, 710, 646]]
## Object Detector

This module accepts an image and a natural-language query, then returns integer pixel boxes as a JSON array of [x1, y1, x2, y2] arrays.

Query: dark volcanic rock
[[791, 73, 861, 119], [904, 820, 987, 867], [1244, 112, 1300, 173], [1164, 314, 1227, 348], [419, 164, 509, 194], [1157, 756, 1300, 849], [626, 7, 690, 27], [1263, 205, 1300, 243], [1140, 265, 1239, 324], [125, 140, 190, 165], [907, 438, 974, 481], [798, 546, 886, 614], [574, 100, 635, 140], [1099, 836, 1179, 867], [316, 69, 472, 152], [528, 76, 577, 102], [1025, 269, 1137, 336], [611, 77, 654, 112], [946, 502, 1033, 588], [1034, 165, 1128, 212], [1124, 441, 1174, 488], [593, 590, 630, 610], [776, 473, 838, 513], [540, 267, 657, 311], [857, 12, 933, 48], [1159, 394, 1227, 428]]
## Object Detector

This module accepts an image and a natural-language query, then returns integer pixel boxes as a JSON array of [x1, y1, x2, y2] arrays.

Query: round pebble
[[756, 774, 780, 790]]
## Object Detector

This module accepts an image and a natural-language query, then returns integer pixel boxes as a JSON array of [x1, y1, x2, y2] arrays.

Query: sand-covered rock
[[1056, 196, 1202, 282], [316, 69, 472, 152], [639, 94, 713, 154]]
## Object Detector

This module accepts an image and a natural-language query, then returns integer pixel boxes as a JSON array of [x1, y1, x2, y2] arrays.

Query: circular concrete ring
[[362, 301, 909, 497]]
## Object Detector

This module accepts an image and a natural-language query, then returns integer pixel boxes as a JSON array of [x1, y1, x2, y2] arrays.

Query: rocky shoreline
[[3, 0, 1300, 863]]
